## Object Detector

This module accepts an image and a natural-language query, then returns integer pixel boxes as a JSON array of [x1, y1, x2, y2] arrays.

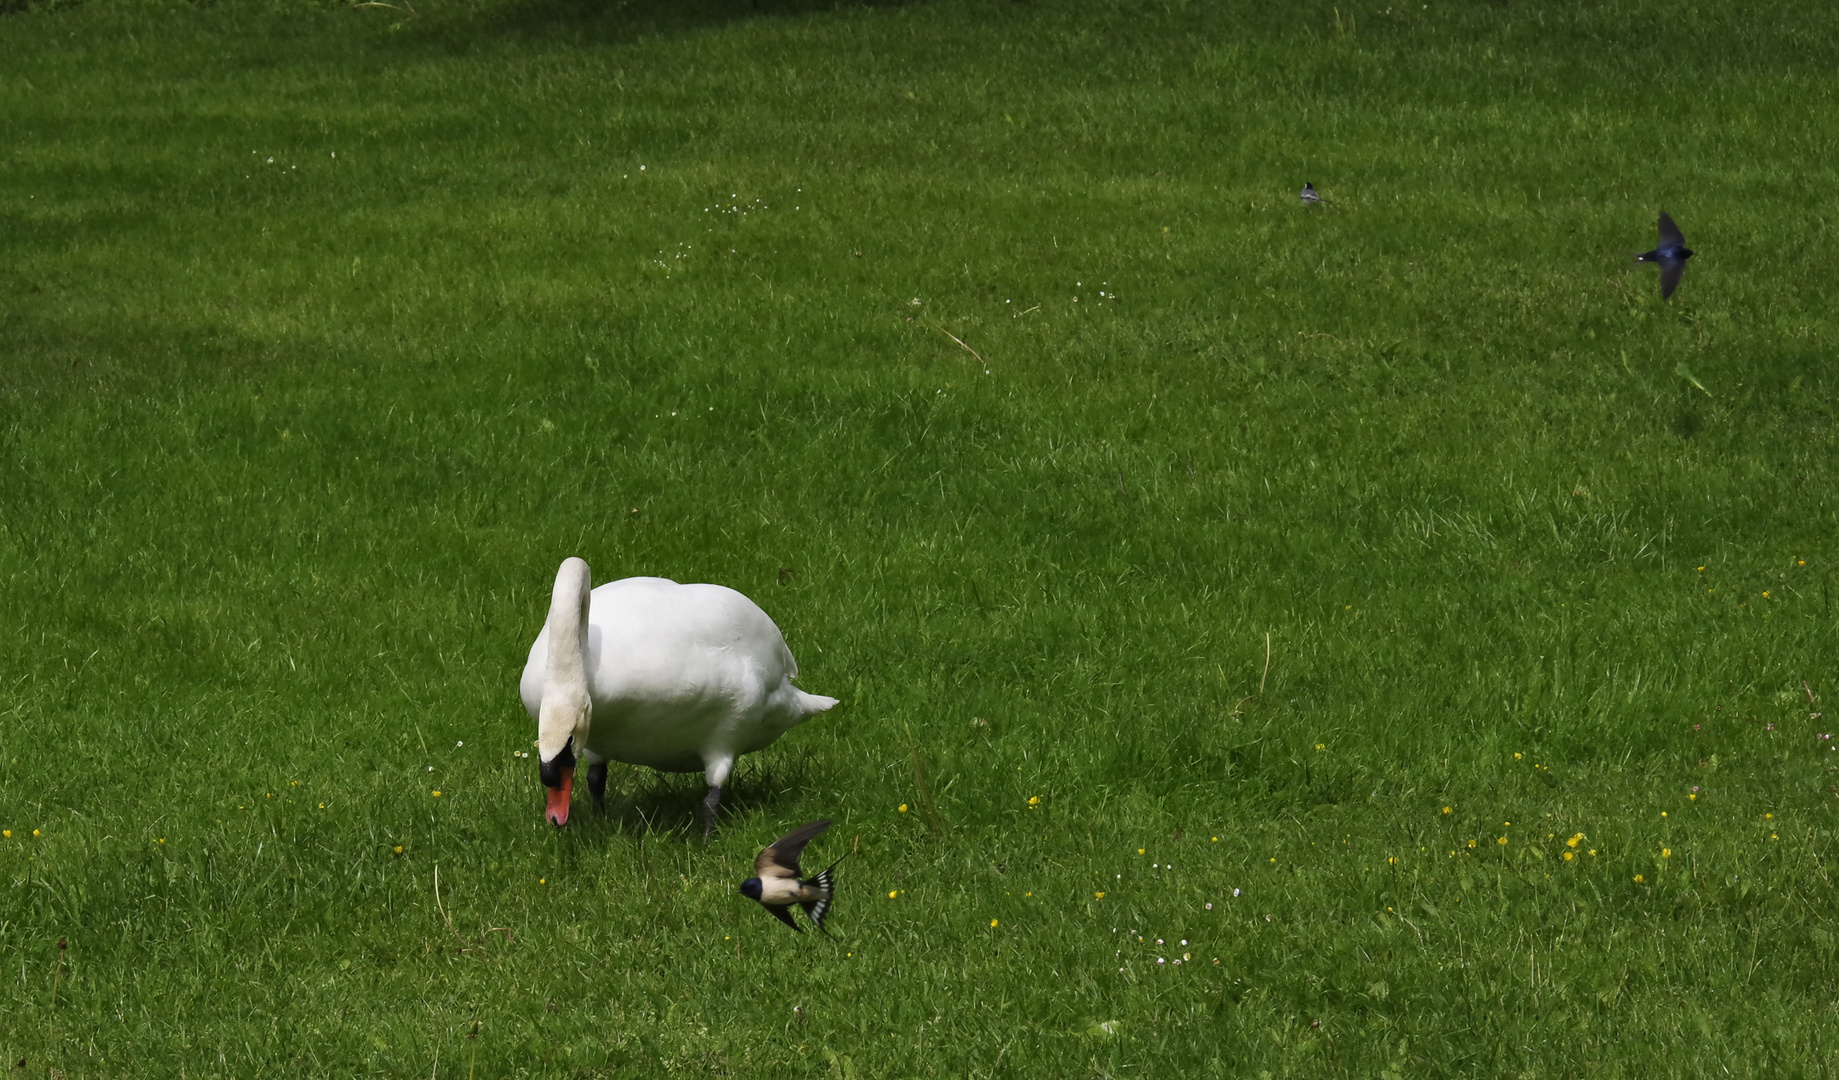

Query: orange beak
[[545, 766, 574, 827]]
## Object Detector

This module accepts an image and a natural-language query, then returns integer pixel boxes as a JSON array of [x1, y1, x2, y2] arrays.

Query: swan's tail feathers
[[796, 690, 840, 716]]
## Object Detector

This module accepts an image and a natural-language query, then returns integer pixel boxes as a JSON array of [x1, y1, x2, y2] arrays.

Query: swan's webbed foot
[[587, 761, 608, 812], [701, 785, 723, 840]]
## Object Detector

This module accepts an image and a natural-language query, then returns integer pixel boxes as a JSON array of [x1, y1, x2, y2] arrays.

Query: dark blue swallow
[[1636, 211, 1693, 300]]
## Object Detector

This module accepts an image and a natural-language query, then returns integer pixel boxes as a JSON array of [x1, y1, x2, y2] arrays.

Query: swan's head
[[537, 690, 590, 826]]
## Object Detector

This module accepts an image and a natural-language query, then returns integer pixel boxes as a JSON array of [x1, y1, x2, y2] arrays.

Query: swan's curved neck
[[545, 557, 591, 694]]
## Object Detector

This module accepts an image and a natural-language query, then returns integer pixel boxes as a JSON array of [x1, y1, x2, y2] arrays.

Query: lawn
[[2, 0, 1838, 1075]]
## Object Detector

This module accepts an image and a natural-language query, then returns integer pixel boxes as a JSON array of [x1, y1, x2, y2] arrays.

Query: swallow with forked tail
[[740, 819, 842, 934]]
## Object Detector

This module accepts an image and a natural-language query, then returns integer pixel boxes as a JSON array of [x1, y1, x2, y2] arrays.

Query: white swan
[[520, 557, 838, 833]]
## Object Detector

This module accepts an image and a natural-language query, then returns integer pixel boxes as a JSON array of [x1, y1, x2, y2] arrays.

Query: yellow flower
[[1566, 834, 1582, 848], [1027, 796, 1040, 806], [1467, 838, 1478, 849], [989, 919, 999, 928], [1765, 813, 1774, 819], [1661, 848, 1671, 858], [1314, 743, 1325, 751], [1138, 848, 1145, 855], [1661, 812, 1667, 818], [318, 803, 326, 809], [291, 780, 299, 787], [1634, 874, 1645, 883], [1095, 891, 1105, 899], [1562, 852, 1574, 861], [265, 793, 272, 799], [432, 790, 442, 797], [888, 890, 898, 899], [898, 804, 908, 813], [1689, 793, 1697, 801], [1387, 856, 1398, 866], [156, 838, 164, 844], [1513, 752, 1522, 761], [1697, 566, 1705, 571], [1771, 834, 1779, 840], [1, 831, 9, 839], [393, 846, 403, 854], [1589, 849, 1596, 856], [32, 830, 40, 837], [1497, 836, 1508, 846], [1442, 806, 1451, 814], [1211, 837, 1219, 842], [1798, 560, 1806, 566], [539, 878, 546, 885], [1762, 591, 1771, 598]]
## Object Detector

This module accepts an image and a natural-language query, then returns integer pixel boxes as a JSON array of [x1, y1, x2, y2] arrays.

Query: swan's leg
[[587, 761, 608, 812], [701, 755, 735, 839], [700, 786, 723, 838]]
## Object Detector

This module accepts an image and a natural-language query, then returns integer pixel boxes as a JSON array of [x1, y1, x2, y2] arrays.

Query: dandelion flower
[[394, 846, 403, 854], [1212, 837, 1219, 842], [1442, 806, 1451, 814], [32, 830, 40, 837], [889, 890, 898, 899], [1138, 848, 1145, 855], [1689, 794, 1697, 801], [990, 919, 999, 928], [898, 804, 908, 813], [1028, 796, 1039, 806], [432, 791, 442, 797], [1765, 813, 1774, 820], [1634, 874, 1645, 882], [1096, 892, 1105, 899], [539, 878, 546, 885]]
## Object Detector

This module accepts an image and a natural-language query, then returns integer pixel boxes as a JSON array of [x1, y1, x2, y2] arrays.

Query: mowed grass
[[3, 0, 1839, 1074]]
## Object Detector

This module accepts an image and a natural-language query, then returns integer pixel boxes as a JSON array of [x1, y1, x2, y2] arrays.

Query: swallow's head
[[739, 877, 763, 901]]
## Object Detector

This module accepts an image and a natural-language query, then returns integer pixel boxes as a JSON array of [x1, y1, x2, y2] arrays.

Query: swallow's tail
[[802, 857, 845, 932]]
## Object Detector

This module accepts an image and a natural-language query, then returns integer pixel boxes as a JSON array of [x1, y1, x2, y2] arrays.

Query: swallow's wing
[[756, 819, 832, 878], [765, 904, 803, 933], [1659, 258, 1685, 299], [1657, 211, 1685, 248]]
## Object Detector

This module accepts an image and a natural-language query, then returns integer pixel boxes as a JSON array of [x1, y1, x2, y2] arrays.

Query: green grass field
[[4, 0, 1838, 1074]]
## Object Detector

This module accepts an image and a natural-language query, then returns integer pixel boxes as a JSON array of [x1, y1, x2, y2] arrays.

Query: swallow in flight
[[1636, 211, 1694, 300], [739, 819, 842, 934]]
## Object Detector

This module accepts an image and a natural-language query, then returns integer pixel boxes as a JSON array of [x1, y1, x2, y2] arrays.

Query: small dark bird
[[1300, 182, 1322, 206], [739, 819, 842, 934], [1636, 211, 1694, 300]]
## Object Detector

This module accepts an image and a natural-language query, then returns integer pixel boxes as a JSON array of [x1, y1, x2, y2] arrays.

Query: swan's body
[[522, 558, 837, 831]]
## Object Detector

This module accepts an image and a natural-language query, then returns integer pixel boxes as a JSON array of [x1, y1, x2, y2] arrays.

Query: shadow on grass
[[576, 747, 821, 838], [440, 0, 927, 49]]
